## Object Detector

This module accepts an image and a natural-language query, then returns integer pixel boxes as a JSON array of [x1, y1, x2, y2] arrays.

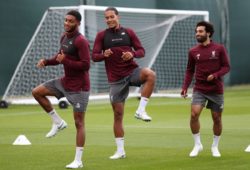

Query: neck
[[65, 29, 78, 37], [201, 38, 211, 46]]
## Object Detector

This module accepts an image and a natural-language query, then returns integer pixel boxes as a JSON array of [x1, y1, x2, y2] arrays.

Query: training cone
[[13, 134, 31, 145], [245, 145, 250, 152]]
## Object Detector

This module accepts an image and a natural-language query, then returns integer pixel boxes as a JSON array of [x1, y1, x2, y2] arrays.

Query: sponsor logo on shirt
[[112, 38, 123, 42]]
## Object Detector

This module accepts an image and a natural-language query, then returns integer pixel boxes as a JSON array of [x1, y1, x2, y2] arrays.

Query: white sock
[[212, 135, 220, 148], [192, 133, 202, 145], [136, 97, 149, 113], [74, 147, 83, 162], [115, 137, 125, 153], [47, 109, 62, 124]]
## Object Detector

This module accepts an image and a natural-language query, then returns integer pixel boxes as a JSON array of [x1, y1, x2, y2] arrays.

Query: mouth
[[107, 22, 115, 27]]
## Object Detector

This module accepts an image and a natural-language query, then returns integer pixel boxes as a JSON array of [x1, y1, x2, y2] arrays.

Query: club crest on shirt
[[196, 54, 200, 60], [209, 50, 218, 59]]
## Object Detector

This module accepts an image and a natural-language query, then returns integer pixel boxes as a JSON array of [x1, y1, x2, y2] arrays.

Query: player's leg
[[65, 111, 85, 168], [109, 102, 126, 159], [189, 104, 203, 157], [132, 68, 155, 121], [207, 94, 224, 157], [32, 80, 67, 138], [32, 84, 55, 112], [108, 81, 128, 159], [65, 91, 89, 168], [189, 91, 206, 157], [139, 67, 156, 98], [210, 110, 222, 157]]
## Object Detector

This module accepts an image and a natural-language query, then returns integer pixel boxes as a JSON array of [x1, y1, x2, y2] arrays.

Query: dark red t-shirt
[[45, 30, 90, 92], [182, 41, 230, 94], [92, 27, 145, 82]]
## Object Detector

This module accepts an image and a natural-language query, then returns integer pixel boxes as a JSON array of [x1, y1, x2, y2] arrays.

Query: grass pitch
[[0, 85, 250, 170]]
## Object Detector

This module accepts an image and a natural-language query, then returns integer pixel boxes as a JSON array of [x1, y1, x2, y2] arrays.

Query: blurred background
[[0, 0, 249, 96]]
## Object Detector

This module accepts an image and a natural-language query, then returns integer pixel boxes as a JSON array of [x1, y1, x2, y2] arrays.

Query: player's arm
[[126, 28, 145, 58], [181, 51, 195, 98], [60, 37, 90, 71], [92, 31, 107, 62], [210, 45, 230, 80], [37, 54, 60, 68]]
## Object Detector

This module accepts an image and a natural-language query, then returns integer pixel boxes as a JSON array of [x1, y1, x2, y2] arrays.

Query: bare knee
[[144, 68, 156, 82], [114, 110, 123, 122], [32, 87, 41, 98], [213, 115, 222, 125], [190, 112, 200, 122], [75, 119, 83, 129]]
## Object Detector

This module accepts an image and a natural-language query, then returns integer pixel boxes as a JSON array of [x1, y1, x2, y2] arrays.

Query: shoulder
[[122, 27, 135, 34], [210, 41, 223, 47], [210, 42, 226, 51], [189, 44, 200, 52], [75, 34, 89, 46], [97, 29, 106, 37]]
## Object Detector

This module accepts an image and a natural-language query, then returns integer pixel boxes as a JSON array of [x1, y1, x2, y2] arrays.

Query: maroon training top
[[45, 30, 90, 92], [92, 26, 145, 82], [182, 41, 230, 94]]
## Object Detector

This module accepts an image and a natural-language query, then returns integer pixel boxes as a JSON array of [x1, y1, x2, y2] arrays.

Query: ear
[[207, 32, 211, 37]]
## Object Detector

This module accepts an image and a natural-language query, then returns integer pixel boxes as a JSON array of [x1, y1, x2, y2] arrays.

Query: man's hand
[[37, 59, 46, 68], [103, 49, 113, 57], [121, 51, 133, 61], [56, 50, 65, 63], [181, 89, 188, 99], [207, 74, 215, 81]]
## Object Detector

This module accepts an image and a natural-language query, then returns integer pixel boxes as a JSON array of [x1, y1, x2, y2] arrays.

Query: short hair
[[105, 7, 119, 15], [67, 10, 81, 22], [196, 21, 214, 37]]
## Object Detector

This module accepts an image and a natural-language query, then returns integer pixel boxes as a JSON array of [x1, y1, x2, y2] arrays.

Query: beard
[[65, 24, 77, 33], [196, 35, 208, 43]]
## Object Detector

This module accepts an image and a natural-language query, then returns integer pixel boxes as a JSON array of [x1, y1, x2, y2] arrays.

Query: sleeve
[[212, 45, 230, 79], [126, 28, 145, 58], [45, 54, 60, 66], [92, 31, 106, 62], [61, 36, 90, 71], [182, 50, 195, 90]]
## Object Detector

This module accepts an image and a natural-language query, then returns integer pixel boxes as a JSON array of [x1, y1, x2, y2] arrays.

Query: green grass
[[1, 85, 250, 170]]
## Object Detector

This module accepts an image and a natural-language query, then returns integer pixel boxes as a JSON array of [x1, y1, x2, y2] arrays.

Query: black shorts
[[42, 79, 89, 113], [191, 91, 224, 112], [109, 68, 142, 103]]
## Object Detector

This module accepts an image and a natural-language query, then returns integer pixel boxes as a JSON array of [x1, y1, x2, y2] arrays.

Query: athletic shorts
[[42, 79, 89, 113], [191, 91, 224, 112], [109, 68, 142, 103]]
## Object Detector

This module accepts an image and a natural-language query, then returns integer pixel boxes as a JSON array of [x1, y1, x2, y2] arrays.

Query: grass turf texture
[[0, 85, 250, 170]]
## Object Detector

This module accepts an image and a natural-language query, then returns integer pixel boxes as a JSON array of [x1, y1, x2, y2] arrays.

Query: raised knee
[[32, 88, 39, 97], [145, 68, 156, 81]]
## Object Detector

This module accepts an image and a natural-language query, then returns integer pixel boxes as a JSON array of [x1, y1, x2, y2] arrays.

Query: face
[[64, 15, 79, 33], [195, 26, 209, 43], [104, 10, 119, 29]]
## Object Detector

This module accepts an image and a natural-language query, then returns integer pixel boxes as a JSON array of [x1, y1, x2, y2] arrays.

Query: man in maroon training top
[[181, 21, 230, 158], [32, 10, 90, 168], [92, 7, 156, 159]]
